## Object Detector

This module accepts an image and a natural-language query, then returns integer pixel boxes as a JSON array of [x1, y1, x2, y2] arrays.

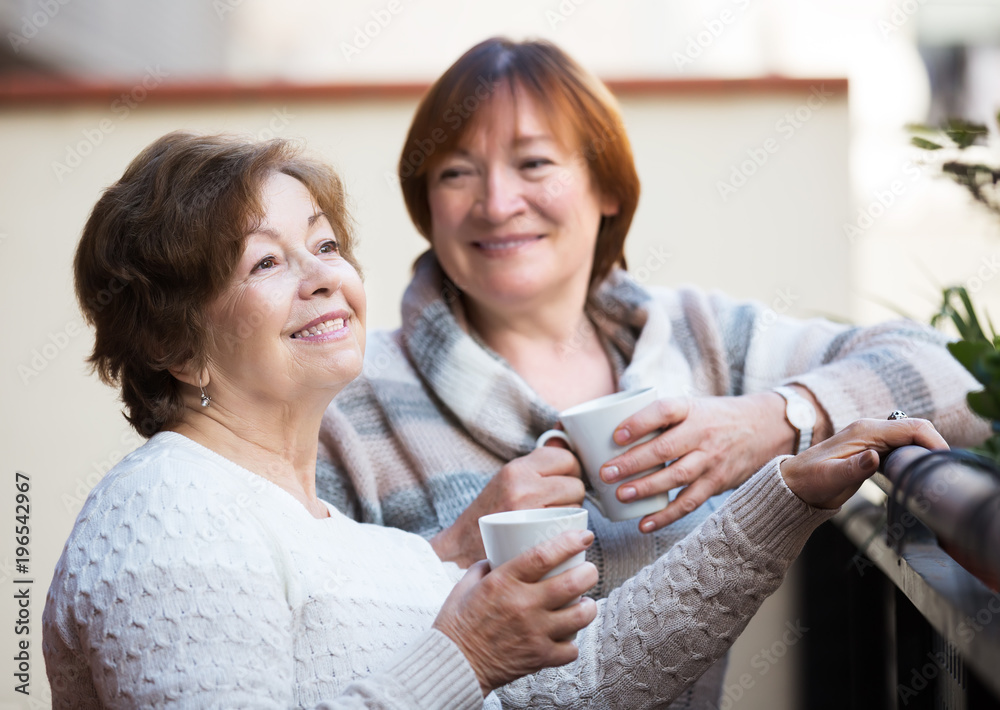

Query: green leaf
[[948, 339, 992, 374], [944, 119, 988, 149], [970, 435, 1000, 467], [911, 136, 944, 150], [967, 390, 1000, 421]]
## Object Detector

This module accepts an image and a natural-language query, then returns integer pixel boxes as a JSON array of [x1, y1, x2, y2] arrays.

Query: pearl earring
[[199, 376, 212, 408]]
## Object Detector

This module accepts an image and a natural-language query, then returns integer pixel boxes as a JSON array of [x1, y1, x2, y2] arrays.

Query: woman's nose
[[298, 255, 341, 298], [478, 167, 526, 224]]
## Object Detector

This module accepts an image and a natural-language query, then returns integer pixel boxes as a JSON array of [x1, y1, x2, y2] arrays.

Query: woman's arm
[[497, 418, 947, 707], [600, 288, 988, 531]]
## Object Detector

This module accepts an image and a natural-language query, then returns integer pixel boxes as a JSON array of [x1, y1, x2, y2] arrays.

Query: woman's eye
[[253, 256, 276, 272], [522, 158, 553, 170], [319, 240, 339, 254], [438, 166, 470, 181]]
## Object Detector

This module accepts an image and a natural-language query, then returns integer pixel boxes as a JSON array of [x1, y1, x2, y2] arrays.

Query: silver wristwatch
[[773, 386, 816, 455]]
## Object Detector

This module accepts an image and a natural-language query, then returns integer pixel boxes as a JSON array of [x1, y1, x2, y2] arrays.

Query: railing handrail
[[874, 445, 1000, 588]]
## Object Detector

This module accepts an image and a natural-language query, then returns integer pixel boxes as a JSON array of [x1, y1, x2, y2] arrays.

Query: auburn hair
[[398, 36, 641, 289]]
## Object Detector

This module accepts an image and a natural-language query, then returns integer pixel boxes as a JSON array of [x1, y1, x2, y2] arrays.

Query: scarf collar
[[400, 251, 654, 461]]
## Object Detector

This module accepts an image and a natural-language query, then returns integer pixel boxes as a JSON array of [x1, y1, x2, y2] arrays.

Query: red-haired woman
[[318, 37, 987, 707]]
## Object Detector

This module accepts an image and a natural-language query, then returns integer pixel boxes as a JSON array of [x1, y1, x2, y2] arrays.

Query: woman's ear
[[168, 359, 209, 389], [600, 192, 620, 217]]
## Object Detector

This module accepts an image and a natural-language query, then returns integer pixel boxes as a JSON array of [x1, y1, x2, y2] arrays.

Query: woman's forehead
[[455, 83, 576, 151]]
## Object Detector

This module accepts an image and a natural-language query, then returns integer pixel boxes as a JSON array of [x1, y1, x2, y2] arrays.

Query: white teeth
[[292, 318, 346, 339], [478, 237, 537, 251]]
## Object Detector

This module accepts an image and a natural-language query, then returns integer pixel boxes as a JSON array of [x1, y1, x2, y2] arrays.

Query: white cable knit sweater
[[43, 431, 835, 708]]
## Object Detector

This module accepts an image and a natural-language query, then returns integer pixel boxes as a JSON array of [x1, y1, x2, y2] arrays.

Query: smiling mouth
[[291, 318, 345, 339], [473, 235, 543, 251]]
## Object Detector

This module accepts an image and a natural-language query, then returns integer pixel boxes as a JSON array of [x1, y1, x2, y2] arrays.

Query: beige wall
[[0, 86, 848, 707]]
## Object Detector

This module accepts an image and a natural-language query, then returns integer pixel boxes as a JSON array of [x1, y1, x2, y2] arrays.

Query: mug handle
[[534, 429, 571, 449], [533, 429, 605, 516]]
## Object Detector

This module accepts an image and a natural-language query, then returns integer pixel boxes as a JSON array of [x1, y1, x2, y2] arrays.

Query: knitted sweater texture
[[43, 432, 833, 708], [317, 252, 988, 707]]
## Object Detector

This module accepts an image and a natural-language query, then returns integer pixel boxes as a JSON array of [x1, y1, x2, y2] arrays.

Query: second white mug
[[535, 387, 671, 522]]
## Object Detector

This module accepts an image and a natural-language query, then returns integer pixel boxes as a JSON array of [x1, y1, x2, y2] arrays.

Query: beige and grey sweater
[[318, 251, 988, 706]]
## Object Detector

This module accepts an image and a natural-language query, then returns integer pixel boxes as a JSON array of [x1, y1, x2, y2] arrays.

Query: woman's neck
[[464, 290, 617, 412], [170, 396, 330, 519]]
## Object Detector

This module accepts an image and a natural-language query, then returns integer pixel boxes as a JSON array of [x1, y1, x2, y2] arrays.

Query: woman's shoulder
[[69, 432, 264, 544]]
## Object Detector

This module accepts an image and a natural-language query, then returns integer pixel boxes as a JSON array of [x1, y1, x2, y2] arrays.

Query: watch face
[[787, 400, 817, 428]]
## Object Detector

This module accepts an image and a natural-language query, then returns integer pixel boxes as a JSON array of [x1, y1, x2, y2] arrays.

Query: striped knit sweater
[[317, 251, 988, 708]]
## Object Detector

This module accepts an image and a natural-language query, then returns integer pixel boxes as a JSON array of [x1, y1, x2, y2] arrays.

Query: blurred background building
[[1, 1, 998, 708]]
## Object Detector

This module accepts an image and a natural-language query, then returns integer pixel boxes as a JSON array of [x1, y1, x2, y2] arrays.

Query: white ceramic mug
[[478, 507, 589, 579], [534, 387, 671, 522], [478, 507, 590, 638]]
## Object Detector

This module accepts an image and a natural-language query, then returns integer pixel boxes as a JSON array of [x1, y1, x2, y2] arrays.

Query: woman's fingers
[[547, 596, 598, 641], [505, 529, 595, 584], [637, 468, 721, 532], [601, 424, 700, 483], [613, 397, 691, 445], [538, 562, 599, 609], [864, 418, 948, 453], [615, 451, 706, 502], [781, 418, 947, 509], [523, 446, 584, 479]]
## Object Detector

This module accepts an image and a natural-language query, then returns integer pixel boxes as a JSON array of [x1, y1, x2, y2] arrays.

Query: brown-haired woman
[[43, 129, 940, 708], [317, 37, 988, 707]]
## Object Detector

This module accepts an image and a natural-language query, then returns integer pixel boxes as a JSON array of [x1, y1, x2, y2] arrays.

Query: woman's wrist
[[758, 390, 798, 456]]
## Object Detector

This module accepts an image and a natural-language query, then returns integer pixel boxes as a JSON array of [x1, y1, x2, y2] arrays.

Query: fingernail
[[602, 465, 619, 482], [614, 428, 631, 444], [619, 486, 637, 501], [641, 520, 655, 533], [579, 530, 595, 546]]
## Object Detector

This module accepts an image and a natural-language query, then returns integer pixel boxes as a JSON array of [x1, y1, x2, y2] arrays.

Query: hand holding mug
[[535, 388, 673, 523], [429, 446, 585, 568], [433, 528, 599, 697]]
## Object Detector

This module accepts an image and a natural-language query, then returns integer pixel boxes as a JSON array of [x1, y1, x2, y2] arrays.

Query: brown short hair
[[398, 37, 640, 289], [74, 131, 359, 436]]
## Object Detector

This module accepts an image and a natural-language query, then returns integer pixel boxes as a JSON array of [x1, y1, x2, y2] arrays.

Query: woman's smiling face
[[426, 84, 619, 313], [204, 172, 366, 405]]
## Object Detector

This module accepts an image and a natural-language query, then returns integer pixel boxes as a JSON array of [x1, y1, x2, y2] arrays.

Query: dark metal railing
[[879, 445, 1000, 589], [800, 446, 1000, 710]]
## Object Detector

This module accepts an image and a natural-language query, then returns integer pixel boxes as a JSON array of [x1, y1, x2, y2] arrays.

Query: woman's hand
[[600, 392, 813, 533], [780, 417, 947, 509], [433, 530, 599, 697], [430, 447, 585, 568]]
